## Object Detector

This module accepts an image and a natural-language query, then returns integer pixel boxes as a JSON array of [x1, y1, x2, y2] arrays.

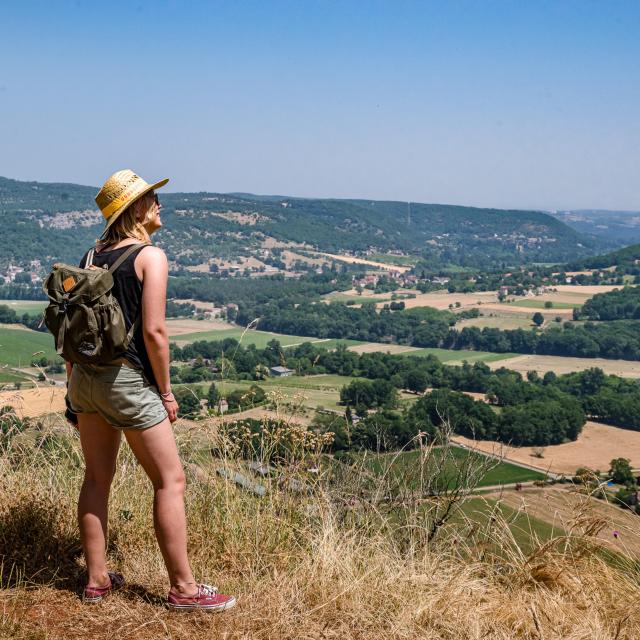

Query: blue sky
[[0, 0, 638, 210]]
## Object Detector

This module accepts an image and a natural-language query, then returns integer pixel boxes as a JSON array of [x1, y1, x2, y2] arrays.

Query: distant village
[[0, 259, 42, 285]]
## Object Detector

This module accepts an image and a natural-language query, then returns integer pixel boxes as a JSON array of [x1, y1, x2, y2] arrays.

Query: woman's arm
[[137, 246, 179, 422]]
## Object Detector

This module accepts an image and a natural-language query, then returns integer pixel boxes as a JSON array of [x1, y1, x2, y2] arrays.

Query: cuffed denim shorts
[[67, 361, 168, 430]]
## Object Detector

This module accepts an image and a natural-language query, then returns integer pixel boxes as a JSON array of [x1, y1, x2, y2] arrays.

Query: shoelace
[[199, 584, 219, 597]]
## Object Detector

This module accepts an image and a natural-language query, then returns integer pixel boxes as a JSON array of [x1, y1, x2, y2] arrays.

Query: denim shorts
[[67, 361, 168, 430]]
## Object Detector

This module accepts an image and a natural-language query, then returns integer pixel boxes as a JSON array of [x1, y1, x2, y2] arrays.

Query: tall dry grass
[[0, 409, 639, 640]]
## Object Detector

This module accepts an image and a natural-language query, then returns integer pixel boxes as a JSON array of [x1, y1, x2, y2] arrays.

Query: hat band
[[100, 182, 149, 220]]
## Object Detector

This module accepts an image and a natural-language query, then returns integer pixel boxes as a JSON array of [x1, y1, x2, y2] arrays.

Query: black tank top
[[79, 244, 157, 388]]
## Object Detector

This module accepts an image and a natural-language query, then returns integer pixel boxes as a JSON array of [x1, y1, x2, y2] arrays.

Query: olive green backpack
[[42, 244, 147, 364]]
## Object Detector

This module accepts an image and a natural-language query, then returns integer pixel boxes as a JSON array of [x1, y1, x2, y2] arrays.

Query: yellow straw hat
[[95, 169, 169, 229]]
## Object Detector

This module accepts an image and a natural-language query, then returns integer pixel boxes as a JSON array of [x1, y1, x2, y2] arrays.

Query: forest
[[578, 286, 640, 321], [0, 175, 611, 270], [170, 338, 640, 445], [248, 300, 640, 361]]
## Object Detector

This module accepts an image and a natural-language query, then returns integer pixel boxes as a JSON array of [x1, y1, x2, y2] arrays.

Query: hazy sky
[[0, 1, 638, 210]]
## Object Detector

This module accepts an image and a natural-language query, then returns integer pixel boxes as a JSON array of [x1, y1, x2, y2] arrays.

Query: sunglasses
[[149, 192, 160, 206]]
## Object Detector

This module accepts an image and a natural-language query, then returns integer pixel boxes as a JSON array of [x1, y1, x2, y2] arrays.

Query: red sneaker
[[167, 584, 236, 611], [82, 572, 125, 603]]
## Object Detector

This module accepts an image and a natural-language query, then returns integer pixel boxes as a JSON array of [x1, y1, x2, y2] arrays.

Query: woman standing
[[67, 170, 235, 611]]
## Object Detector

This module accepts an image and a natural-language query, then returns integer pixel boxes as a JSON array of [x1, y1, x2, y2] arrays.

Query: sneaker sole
[[167, 596, 237, 612], [82, 594, 105, 604]]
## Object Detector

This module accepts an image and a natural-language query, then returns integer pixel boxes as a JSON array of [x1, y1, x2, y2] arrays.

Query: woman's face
[[140, 191, 162, 235]]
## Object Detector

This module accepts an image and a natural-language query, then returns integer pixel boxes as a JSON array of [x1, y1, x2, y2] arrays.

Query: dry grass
[[388, 290, 499, 310], [453, 421, 640, 475], [166, 319, 236, 336], [1, 415, 640, 639], [0, 387, 66, 418], [488, 354, 640, 378], [553, 285, 621, 295], [313, 253, 412, 273], [494, 486, 640, 560]]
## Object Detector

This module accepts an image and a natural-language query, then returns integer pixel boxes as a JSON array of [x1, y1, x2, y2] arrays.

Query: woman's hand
[[161, 394, 179, 423]]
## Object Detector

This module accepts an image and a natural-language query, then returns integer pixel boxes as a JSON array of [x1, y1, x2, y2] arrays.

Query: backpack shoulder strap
[[84, 248, 96, 268], [107, 243, 150, 274]]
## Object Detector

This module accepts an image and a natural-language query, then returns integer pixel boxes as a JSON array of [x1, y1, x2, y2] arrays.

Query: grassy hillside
[[0, 175, 608, 269], [0, 326, 59, 366], [358, 446, 546, 488], [1, 417, 639, 639], [170, 328, 362, 351], [575, 242, 640, 269]]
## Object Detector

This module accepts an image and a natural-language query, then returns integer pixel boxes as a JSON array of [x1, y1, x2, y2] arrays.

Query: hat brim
[[104, 177, 169, 229]]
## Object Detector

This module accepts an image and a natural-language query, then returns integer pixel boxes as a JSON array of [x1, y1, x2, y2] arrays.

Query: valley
[[2, 176, 640, 588]]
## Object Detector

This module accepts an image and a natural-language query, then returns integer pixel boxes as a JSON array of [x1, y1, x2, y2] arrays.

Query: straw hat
[[95, 169, 169, 228]]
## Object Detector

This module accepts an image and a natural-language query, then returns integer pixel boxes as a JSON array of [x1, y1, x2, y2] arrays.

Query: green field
[[399, 347, 519, 364], [0, 300, 48, 315], [368, 253, 421, 267], [359, 447, 546, 489], [507, 299, 582, 310], [309, 339, 365, 350], [456, 315, 534, 330], [323, 292, 390, 304], [454, 498, 561, 551], [173, 327, 363, 351], [172, 327, 337, 349], [209, 374, 362, 392], [0, 327, 60, 367], [188, 373, 363, 412], [0, 370, 31, 384]]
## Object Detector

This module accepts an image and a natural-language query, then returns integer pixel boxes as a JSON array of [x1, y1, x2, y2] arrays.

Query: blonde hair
[[98, 193, 155, 248]]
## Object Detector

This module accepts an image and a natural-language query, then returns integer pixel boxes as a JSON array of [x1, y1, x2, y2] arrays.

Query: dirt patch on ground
[[553, 284, 622, 295], [0, 322, 32, 332], [488, 354, 640, 378], [397, 290, 499, 310], [492, 486, 640, 559], [261, 237, 309, 250], [456, 316, 534, 330], [184, 263, 213, 273], [482, 303, 574, 317], [312, 252, 411, 273], [330, 287, 388, 299], [530, 290, 595, 303], [281, 250, 327, 269], [172, 299, 216, 312], [211, 211, 268, 225], [0, 386, 66, 418], [166, 319, 235, 336], [453, 421, 640, 475]]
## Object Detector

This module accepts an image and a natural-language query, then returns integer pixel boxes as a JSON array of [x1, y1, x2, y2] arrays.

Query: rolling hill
[[0, 176, 609, 270]]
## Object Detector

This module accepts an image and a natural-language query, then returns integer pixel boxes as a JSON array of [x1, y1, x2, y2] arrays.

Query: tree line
[[0, 305, 46, 332], [577, 286, 640, 321], [171, 337, 640, 442], [250, 300, 640, 361]]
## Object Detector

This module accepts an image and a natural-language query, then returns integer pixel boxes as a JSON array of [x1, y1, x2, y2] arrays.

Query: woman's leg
[[77, 413, 122, 587], [124, 418, 196, 594]]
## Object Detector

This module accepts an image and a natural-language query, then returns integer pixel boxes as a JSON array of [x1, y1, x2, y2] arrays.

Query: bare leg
[[124, 418, 196, 594], [77, 413, 122, 587]]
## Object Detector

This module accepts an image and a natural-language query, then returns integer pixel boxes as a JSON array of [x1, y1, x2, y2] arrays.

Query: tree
[[609, 458, 635, 485], [544, 301, 553, 309], [406, 369, 428, 394], [175, 388, 201, 418], [532, 312, 545, 327]]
